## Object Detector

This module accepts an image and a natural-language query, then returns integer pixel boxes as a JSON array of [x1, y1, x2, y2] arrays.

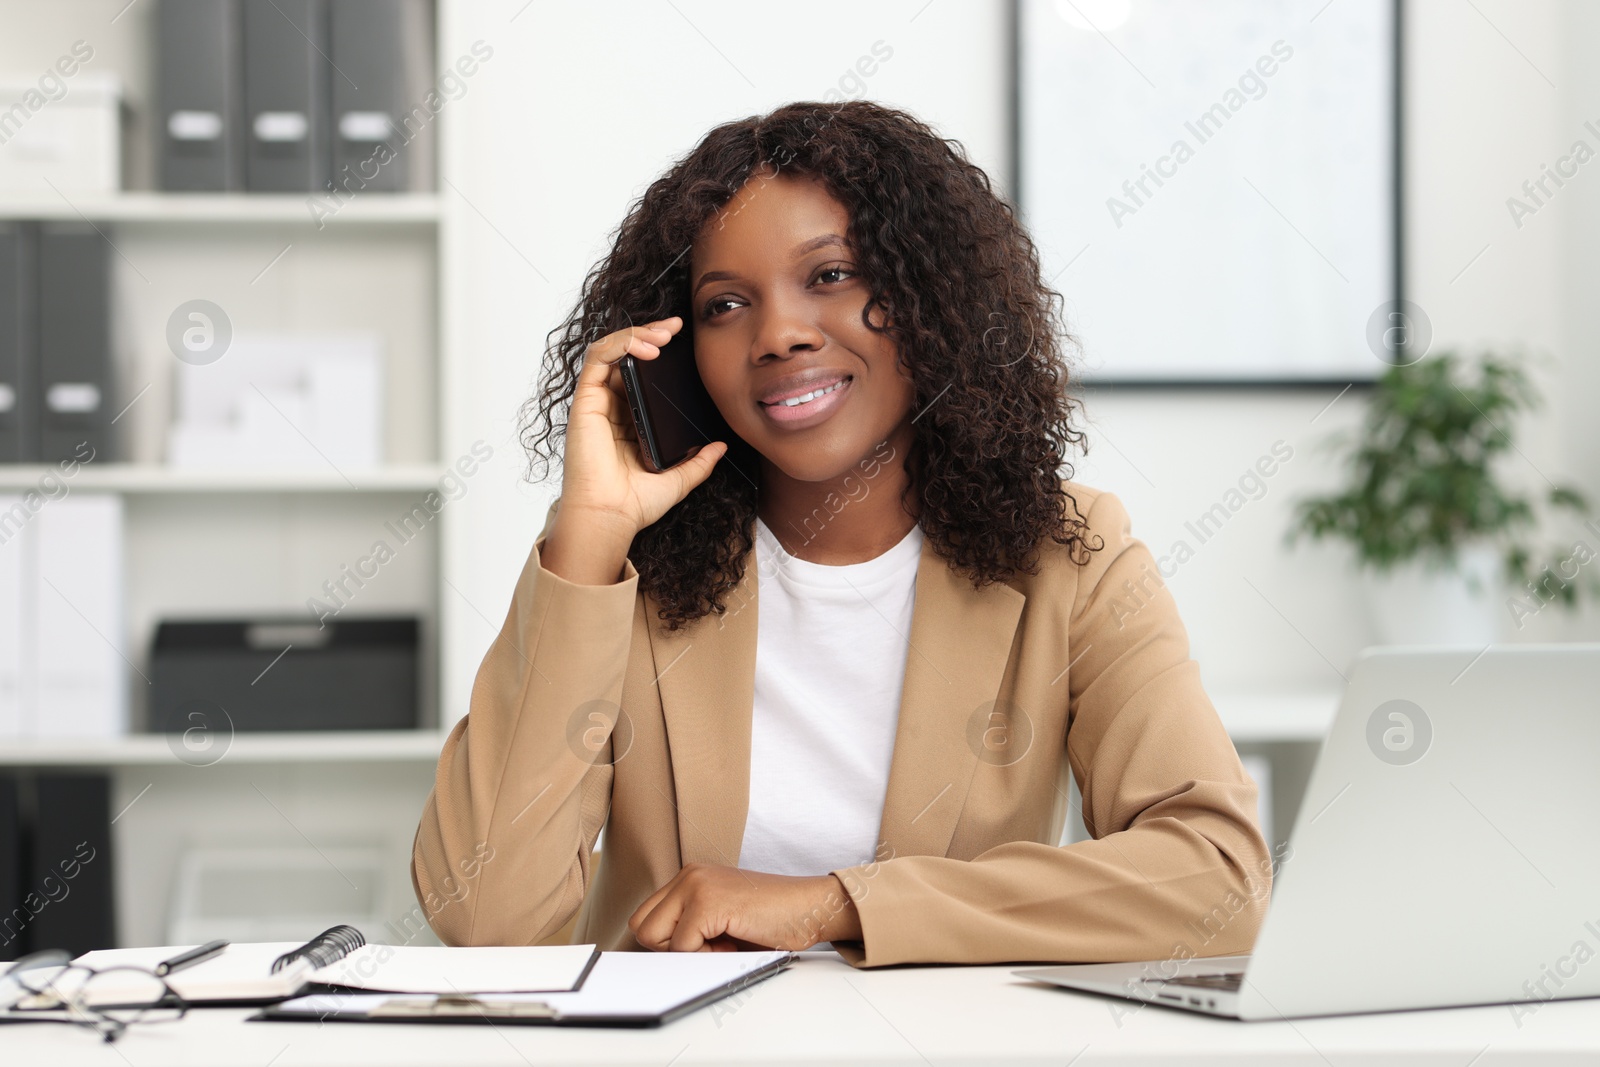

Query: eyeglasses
[[2, 950, 189, 1043]]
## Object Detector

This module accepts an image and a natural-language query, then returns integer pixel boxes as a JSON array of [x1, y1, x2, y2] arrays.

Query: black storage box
[[149, 617, 420, 732]]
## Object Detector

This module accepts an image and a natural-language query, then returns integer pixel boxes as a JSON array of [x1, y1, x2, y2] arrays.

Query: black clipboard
[[249, 950, 797, 1028]]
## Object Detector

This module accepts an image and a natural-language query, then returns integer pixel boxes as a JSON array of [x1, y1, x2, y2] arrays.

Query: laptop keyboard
[[1160, 971, 1245, 993]]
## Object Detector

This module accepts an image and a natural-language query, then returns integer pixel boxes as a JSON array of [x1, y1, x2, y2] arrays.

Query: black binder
[[0, 222, 36, 463], [329, 0, 433, 194], [243, 0, 331, 192], [157, 0, 246, 191], [37, 225, 110, 464], [27, 774, 116, 959], [0, 775, 24, 961]]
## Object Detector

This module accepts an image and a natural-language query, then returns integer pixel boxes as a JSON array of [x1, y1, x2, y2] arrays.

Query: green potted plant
[[1288, 350, 1599, 643]]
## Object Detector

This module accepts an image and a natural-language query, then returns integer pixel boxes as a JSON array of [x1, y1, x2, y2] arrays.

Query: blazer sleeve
[[829, 489, 1275, 967], [411, 499, 637, 945]]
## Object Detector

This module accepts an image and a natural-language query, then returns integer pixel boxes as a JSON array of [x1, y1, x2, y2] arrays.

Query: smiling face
[[689, 168, 917, 489]]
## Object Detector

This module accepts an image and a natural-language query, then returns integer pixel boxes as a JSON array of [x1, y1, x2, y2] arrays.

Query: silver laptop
[[1016, 644, 1600, 1020]]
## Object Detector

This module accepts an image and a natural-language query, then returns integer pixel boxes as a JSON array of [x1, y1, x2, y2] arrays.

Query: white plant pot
[[1361, 543, 1503, 646]]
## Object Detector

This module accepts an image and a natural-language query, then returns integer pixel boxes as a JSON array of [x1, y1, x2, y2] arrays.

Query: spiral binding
[[270, 924, 367, 974]]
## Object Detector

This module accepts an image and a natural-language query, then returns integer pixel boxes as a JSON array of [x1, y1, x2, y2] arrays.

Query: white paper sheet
[[316, 943, 599, 995]]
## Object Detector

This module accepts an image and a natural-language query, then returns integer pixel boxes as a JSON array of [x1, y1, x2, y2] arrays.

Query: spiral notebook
[[68, 926, 600, 1006]]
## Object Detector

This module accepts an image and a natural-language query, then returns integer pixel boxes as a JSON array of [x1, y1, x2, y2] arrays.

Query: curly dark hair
[[520, 99, 1099, 631]]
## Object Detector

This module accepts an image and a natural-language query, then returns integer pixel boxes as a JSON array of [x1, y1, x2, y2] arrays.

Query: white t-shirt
[[737, 514, 925, 878]]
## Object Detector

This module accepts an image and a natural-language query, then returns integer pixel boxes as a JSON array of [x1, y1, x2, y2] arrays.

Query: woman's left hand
[[627, 863, 861, 952]]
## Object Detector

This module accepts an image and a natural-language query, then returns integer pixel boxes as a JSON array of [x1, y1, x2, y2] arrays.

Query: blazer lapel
[[648, 529, 1026, 869], [648, 552, 759, 868], [876, 535, 1026, 859]]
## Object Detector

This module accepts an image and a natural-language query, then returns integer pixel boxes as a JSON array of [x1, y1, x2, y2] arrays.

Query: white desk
[[3, 951, 1596, 1066]]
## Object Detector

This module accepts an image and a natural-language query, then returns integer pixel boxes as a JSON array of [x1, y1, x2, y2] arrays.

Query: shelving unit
[[0, 0, 463, 949]]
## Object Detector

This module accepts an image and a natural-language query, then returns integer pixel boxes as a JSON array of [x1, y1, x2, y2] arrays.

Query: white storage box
[[0, 73, 123, 194], [168, 333, 386, 470]]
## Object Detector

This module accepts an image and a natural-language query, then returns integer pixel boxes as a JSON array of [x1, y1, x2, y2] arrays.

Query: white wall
[[436, 0, 1600, 717]]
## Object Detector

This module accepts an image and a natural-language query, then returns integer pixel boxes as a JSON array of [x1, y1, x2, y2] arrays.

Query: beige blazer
[[412, 480, 1274, 967]]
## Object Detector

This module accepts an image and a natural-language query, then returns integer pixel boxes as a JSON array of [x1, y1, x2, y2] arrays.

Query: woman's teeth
[[775, 379, 847, 407]]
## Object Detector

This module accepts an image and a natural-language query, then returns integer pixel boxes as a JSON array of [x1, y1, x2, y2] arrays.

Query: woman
[[412, 100, 1274, 967]]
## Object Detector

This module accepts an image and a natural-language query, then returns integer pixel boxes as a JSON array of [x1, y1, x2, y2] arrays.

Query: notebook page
[[72, 943, 309, 1002]]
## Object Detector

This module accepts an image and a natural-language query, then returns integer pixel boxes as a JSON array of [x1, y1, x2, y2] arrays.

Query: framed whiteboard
[[1016, 0, 1400, 384]]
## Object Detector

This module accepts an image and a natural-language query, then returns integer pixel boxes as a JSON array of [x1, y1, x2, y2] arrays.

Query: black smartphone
[[618, 313, 733, 474]]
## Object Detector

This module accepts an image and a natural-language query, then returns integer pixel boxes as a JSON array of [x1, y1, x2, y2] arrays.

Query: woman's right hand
[[543, 316, 727, 582]]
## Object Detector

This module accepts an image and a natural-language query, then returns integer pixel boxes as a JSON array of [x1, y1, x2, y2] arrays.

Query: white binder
[[0, 494, 24, 738], [11, 493, 128, 739]]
